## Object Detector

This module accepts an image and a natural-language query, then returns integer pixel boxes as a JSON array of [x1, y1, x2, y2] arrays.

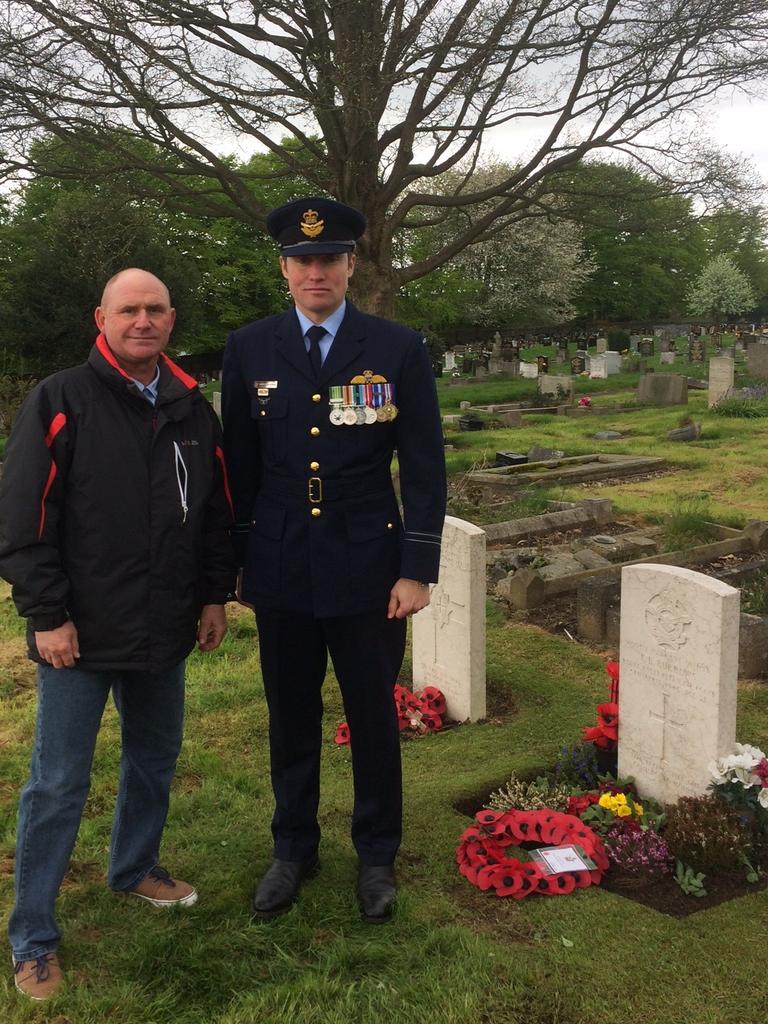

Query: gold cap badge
[[300, 209, 325, 238]]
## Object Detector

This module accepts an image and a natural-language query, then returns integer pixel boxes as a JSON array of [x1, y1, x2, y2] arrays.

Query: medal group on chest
[[328, 380, 398, 426]]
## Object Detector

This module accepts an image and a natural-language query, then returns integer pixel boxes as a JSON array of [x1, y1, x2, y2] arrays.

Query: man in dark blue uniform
[[222, 197, 446, 923]]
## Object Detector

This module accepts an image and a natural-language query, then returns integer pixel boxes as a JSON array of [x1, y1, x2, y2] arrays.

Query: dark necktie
[[306, 325, 326, 378]]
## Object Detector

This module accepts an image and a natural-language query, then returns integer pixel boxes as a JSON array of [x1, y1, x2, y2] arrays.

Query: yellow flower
[[598, 794, 613, 809], [635, 804, 644, 816], [615, 793, 627, 804], [616, 805, 632, 817]]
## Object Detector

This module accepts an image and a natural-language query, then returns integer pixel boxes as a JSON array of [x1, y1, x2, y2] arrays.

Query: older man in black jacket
[[0, 269, 235, 1000], [223, 198, 446, 925]]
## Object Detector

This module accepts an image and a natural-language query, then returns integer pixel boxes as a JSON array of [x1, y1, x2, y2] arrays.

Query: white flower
[[733, 742, 766, 764], [758, 788, 768, 809], [710, 747, 764, 787], [709, 759, 728, 784]]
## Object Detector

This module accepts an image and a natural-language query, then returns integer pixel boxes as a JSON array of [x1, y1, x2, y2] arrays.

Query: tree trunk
[[350, 205, 398, 318], [350, 257, 397, 318]]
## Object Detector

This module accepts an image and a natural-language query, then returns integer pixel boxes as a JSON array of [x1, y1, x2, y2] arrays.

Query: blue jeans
[[9, 662, 185, 962]]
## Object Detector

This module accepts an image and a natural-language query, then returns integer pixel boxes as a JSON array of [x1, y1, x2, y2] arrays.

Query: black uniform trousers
[[255, 605, 407, 866]]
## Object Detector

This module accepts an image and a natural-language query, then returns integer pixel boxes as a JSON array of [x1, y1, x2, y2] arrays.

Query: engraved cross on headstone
[[647, 692, 686, 769], [429, 585, 466, 667]]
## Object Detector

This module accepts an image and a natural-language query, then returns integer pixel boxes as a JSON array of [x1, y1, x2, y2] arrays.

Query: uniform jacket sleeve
[[222, 329, 262, 567], [393, 334, 447, 583], [0, 381, 73, 631], [202, 402, 238, 604]]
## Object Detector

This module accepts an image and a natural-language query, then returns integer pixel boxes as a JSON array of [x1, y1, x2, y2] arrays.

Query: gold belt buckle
[[308, 476, 323, 503]]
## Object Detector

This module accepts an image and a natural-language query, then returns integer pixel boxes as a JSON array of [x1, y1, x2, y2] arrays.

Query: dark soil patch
[[485, 679, 519, 720], [601, 868, 768, 918], [513, 595, 579, 643], [487, 520, 638, 552]]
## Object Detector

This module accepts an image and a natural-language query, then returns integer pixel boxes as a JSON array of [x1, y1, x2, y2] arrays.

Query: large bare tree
[[1, 1, 767, 313]]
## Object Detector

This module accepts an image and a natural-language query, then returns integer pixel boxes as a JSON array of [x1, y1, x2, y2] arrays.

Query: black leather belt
[[260, 473, 394, 504]]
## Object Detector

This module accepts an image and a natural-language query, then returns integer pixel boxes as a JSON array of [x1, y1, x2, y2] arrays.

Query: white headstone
[[589, 354, 608, 379], [213, 391, 222, 416], [604, 351, 621, 374], [444, 351, 456, 370], [596, 337, 608, 353], [519, 361, 539, 379], [412, 516, 486, 722], [618, 564, 738, 804], [708, 356, 734, 408]]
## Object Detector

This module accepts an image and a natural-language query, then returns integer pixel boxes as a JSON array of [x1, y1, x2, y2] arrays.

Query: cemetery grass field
[[1, 590, 768, 1024], [440, 390, 768, 525]]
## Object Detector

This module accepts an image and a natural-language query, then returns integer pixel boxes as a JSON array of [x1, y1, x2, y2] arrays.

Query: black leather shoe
[[251, 856, 319, 920], [357, 863, 396, 924]]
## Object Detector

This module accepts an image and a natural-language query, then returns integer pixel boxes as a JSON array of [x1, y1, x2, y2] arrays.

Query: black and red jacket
[[0, 336, 236, 671]]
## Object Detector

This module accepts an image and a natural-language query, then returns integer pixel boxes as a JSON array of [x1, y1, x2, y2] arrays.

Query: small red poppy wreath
[[335, 684, 447, 744], [456, 808, 609, 899]]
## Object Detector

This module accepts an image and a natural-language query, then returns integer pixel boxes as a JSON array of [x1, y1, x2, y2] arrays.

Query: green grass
[[436, 390, 768, 524], [1, 590, 767, 1024], [713, 398, 768, 418], [655, 494, 718, 550]]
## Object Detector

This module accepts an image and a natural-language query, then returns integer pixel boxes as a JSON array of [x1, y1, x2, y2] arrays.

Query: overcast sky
[[485, 92, 768, 202]]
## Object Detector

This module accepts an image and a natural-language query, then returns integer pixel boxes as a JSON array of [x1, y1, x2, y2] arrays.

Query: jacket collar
[[275, 303, 366, 385], [88, 334, 199, 408]]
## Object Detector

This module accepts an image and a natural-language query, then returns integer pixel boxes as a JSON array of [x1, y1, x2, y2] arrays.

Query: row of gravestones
[[415, 517, 740, 806]]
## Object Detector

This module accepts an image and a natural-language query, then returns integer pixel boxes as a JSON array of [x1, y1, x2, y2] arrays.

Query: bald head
[[94, 268, 176, 384], [100, 268, 171, 310]]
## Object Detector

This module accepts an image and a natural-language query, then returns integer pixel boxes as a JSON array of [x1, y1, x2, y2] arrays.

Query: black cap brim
[[279, 240, 356, 256]]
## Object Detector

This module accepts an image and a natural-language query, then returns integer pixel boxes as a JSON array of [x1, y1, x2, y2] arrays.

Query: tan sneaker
[[128, 865, 198, 907], [13, 953, 63, 1000]]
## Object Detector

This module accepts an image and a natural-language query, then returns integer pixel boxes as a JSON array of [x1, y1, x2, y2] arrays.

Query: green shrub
[[486, 772, 571, 813], [665, 794, 749, 876]]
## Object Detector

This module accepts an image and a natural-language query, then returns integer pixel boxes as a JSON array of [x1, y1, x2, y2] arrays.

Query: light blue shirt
[[295, 301, 347, 366], [131, 364, 161, 406]]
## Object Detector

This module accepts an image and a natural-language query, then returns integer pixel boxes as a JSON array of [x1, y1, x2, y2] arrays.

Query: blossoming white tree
[[686, 255, 757, 326]]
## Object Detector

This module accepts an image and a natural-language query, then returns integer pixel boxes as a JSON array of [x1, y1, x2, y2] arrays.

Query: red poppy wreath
[[456, 808, 609, 898]]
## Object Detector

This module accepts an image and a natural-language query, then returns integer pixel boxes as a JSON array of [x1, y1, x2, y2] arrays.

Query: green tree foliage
[[0, 139, 299, 372], [686, 254, 758, 323], [559, 163, 706, 321], [699, 206, 768, 317]]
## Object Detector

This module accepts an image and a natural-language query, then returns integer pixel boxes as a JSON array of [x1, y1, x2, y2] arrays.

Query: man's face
[[280, 252, 356, 322], [94, 270, 176, 372]]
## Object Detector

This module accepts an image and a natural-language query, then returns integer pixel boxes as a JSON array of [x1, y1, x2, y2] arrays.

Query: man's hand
[[35, 621, 80, 668], [387, 578, 431, 620], [198, 604, 228, 652]]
